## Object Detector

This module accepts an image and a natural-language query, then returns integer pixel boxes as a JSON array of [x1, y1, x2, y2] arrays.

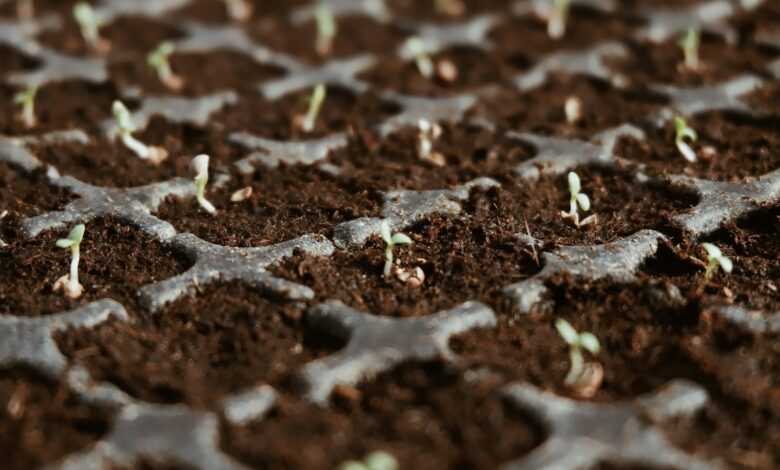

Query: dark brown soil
[[0, 80, 120, 135], [0, 161, 73, 219], [170, 0, 307, 24], [616, 111, 780, 181], [247, 14, 408, 65], [744, 80, 780, 115], [211, 86, 400, 140], [0, 217, 189, 316], [109, 49, 285, 97], [387, 0, 510, 22], [29, 116, 241, 187], [0, 0, 86, 18], [606, 34, 779, 88], [221, 362, 544, 470], [55, 282, 343, 406], [271, 211, 539, 317], [156, 166, 381, 247], [0, 45, 40, 76], [468, 74, 668, 138], [0, 367, 112, 470]]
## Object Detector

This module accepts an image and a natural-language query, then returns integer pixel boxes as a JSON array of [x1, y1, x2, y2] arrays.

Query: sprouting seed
[[380, 220, 412, 278], [73, 2, 109, 53], [417, 119, 444, 166], [13, 85, 37, 128], [701, 243, 733, 281], [300, 83, 327, 133], [564, 95, 582, 124], [315, 2, 337, 56], [548, 0, 571, 39], [192, 154, 217, 215], [339, 451, 399, 470], [223, 0, 252, 21], [54, 224, 86, 299], [674, 116, 698, 163], [679, 27, 701, 71], [560, 171, 596, 228], [403, 37, 434, 78], [147, 41, 184, 91], [555, 318, 600, 387], [112, 100, 168, 164]]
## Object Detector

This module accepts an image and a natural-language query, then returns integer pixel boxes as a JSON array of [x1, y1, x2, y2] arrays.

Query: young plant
[[560, 171, 596, 228], [54, 223, 86, 299], [555, 318, 600, 387], [223, 0, 253, 21], [192, 154, 217, 215], [417, 119, 445, 166], [678, 27, 701, 71], [674, 116, 698, 163], [403, 37, 434, 78], [315, 2, 337, 56], [147, 41, 184, 91], [548, 0, 571, 39], [340, 451, 399, 470], [13, 85, 37, 128], [112, 100, 168, 164], [297, 83, 327, 133], [564, 95, 582, 124], [380, 220, 412, 278], [701, 242, 733, 281], [73, 2, 109, 53]]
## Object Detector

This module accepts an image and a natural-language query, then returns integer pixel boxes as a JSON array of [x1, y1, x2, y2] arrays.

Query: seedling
[[315, 2, 337, 56], [555, 318, 600, 387], [560, 171, 596, 227], [380, 220, 412, 278], [674, 116, 698, 163], [112, 100, 168, 164], [701, 242, 733, 281], [54, 224, 85, 299], [192, 154, 217, 215], [548, 0, 571, 39], [403, 37, 434, 78], [564, 95, 582, 124], [147, 42, 184, 91], [13, 85, 37, 128], [73, 2, 109, 53], [298, 84, 327, 133], [340, 451, 399, 470], [223, 0, 252, 21], [417, 119, 445, 166], [678, 27, 701, 71]]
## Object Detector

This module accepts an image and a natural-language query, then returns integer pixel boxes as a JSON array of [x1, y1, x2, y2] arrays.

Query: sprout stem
[[301, 84, 327, 133]]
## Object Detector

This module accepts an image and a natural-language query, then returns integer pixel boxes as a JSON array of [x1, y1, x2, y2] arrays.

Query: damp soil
[[29, 116, 241, 187], [221, 362, 544, 470], [109, 49, 286, 97], [211, 86, 400, 140], [0, 216, 189, 316], [156, 166, 381, 247], [55, 282, 344, 406], [616, 111, 780, 181], [387, 0, 510, 22], [468, 73, 668, 139], [0, 161, 73, 219], [606, 34, 779, 88], [0, 367, 112, 470], [0, 44, 40, 77], [170, 0, 308, 24]]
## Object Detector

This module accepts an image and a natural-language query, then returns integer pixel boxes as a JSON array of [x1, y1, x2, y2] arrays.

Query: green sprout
[[223, 0, 252, 21], [315, 2, 337, 56], [380, 220, 412, 278], [192, 154, 217, 215], [73, 2, 109, 53], [112, 100, 168, 164], [54, 224, 86, 299], [300, 83, 327, 133], [147, 42, 184, 91], [13, 85, 37, 128], [548, 0, 571, 39], [674, 116, 698, 163], [555, 318, 600, 387], [339, 451, 399, 470], [679, 27, 701, 71], [403, 36, 434, 78], [560, 171, 596, 227], [701, 243, 733, 281]]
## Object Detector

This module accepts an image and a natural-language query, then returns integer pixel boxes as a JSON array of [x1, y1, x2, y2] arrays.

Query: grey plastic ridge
[[300, 300, 497, 404]]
